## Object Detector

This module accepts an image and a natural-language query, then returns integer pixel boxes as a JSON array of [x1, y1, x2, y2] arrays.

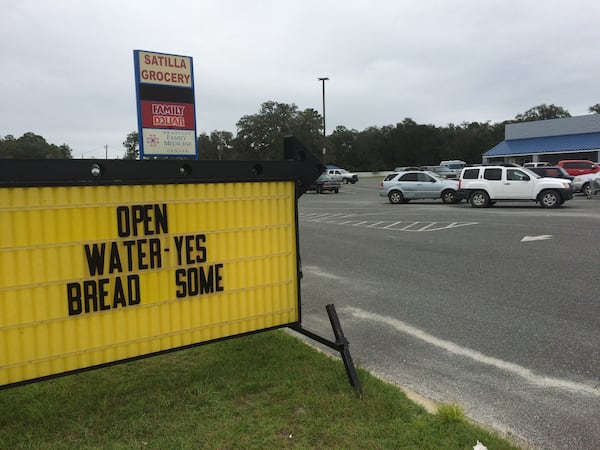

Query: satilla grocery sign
[[134, 50, 197, 158], [138, 52, 192, 86]]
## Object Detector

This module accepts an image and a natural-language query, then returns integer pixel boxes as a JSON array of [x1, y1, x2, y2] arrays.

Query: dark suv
[[528, 166, 574, 182]]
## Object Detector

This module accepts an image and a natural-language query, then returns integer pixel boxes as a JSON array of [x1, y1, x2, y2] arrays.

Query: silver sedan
[[379, 170, 461, 204]]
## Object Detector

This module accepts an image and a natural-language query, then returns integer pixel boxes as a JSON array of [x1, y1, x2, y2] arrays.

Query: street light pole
[[318, 77, 329, 165]]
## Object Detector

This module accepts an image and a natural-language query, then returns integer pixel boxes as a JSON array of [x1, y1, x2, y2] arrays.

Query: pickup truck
[[456, 165, 573, 208], [307, 174, 341, 194], [326, 167, 359, 184]]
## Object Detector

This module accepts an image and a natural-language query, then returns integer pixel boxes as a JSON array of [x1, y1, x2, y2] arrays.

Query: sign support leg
[[289, 304, 362, 395]]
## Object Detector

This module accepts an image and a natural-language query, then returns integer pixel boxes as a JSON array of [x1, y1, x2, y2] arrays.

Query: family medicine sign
[[134, 50, 198, 158]]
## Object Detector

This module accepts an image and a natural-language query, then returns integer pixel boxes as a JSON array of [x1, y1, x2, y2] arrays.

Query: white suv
[[457, 166, 573, 208]]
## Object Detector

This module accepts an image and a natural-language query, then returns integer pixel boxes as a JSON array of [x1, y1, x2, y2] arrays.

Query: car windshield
[[445, 164, 464, 170]]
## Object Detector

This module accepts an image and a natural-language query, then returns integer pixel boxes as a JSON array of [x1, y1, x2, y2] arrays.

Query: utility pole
[[318, 77, 329, 165], [105, 145, 108, 159]]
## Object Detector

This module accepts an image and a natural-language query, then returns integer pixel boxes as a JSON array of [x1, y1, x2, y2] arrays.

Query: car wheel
[[469, 190, 490, 208], [582, 182, 592, 196], [441, 189, 456, 204], [539, 189, 561, 208], [388, 190, 404, 204]]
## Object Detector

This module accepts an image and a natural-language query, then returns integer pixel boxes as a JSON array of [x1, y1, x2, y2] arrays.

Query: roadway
[[295, 177, 600, 450]]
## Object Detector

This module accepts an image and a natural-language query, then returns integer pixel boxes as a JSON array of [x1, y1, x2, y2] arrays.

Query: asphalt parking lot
[[297, 177, 600, 450]]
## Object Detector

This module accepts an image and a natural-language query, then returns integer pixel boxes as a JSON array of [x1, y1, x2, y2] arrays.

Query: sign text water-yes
[[66, 203, 224, 316]]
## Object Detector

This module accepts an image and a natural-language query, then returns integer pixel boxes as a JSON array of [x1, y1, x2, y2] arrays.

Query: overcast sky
[[2, 0, 599, 159]]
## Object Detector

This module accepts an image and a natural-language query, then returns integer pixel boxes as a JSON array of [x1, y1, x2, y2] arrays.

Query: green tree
[[122, 131, 139, 159], [443, 121, 503, 165], [351, 126, 389, 171], [289, 107, 323, 156], [56, 144, 73, 158], [329, 126, 359, 169], [235, 101, 322, 160], [196, 133, 213, 159], [514, 104, 571, 122], [392, 118, 444, 167], [0, 132, 72, 159], [197, 131, 234, 160], [327, 117, 506, 171], [589, 103, 600, 114]]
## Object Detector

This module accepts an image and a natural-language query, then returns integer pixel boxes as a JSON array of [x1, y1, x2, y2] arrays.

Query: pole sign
[[134, 50, 198, 158], [0, 146, 323, 389]]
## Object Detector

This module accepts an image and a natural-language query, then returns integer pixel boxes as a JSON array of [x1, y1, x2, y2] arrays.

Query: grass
[[436, 403, 466, 424], [0, 330, 520, 449]]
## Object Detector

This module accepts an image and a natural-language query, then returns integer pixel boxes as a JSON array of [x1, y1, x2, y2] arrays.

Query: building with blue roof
[[482, 114, 600, 165]]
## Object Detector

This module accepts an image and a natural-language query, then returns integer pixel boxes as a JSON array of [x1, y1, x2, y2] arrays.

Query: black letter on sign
[[84, 243, 106, 276], [175, 268, 186, 298], [116, 206, 131, 237], [128, 275, 141, 305], [215, 263, 224, 292], [113, 277, 127, 308], [108, 241, 123, 273], [67, 283, 82, 316], [154, 204, 168, 234]]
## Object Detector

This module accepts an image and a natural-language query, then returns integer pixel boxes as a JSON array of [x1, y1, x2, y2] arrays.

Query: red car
[[557, 160, 600, 176]]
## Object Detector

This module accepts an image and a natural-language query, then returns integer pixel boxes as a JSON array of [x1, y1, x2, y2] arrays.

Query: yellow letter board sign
[[0, 159, 307, 388]]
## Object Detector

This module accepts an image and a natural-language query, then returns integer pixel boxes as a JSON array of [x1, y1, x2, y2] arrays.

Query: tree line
[[5, 102, 600, 170], [0, 132, 73, 159]]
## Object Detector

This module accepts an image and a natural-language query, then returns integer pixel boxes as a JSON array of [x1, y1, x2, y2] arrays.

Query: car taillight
[[458, 179, 462, 189]]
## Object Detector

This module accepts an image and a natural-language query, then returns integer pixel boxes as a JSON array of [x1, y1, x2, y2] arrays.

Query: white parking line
[[345, 306, 600, 397], [299, 213, 478, 232], [400, 222, 420, 230], [521, 235, 553, 242], [418, 222, 437, 231], [302, 265, 345, 281], [383, 221, 403, 229], [303, 213, 333, 221], [367, 221, 385, 228]]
